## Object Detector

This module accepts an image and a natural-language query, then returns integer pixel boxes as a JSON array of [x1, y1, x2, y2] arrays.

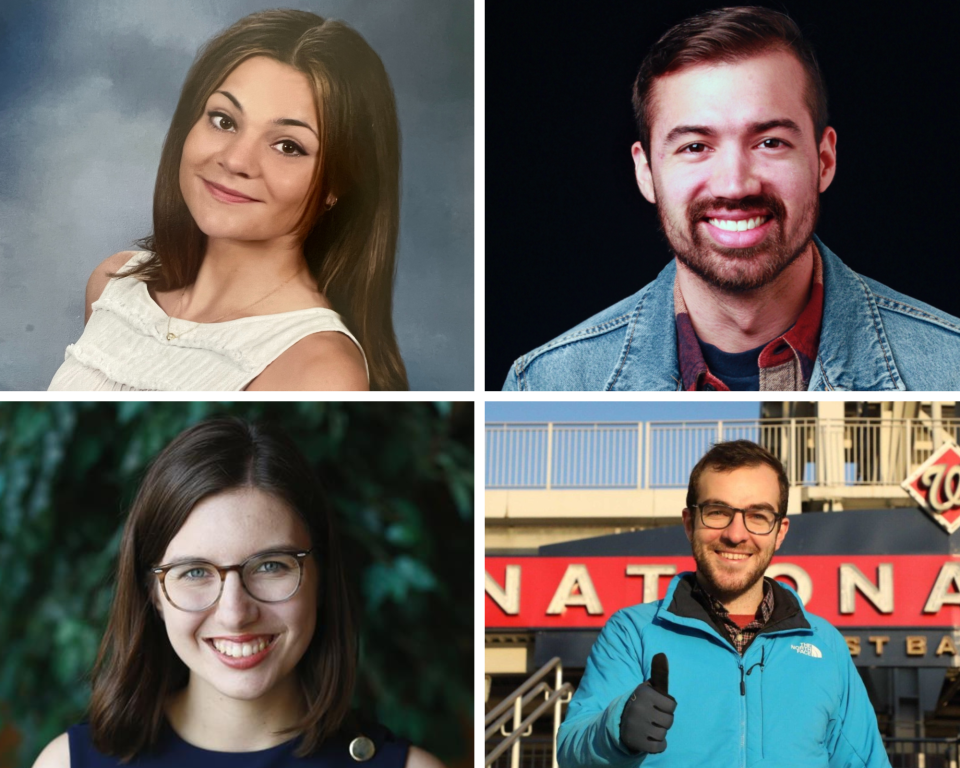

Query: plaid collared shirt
[[674, 244, 824, 391], [690, 576, 775, 655]]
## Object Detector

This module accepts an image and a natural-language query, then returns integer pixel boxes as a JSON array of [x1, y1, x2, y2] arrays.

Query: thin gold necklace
[[165, 268, 303, 341]]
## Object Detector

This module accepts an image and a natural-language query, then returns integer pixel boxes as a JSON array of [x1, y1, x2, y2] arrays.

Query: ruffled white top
[[48, 252, 367, 391]]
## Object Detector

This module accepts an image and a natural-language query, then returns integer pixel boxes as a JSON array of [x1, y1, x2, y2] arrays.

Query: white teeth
[[719, 552, 750, 560], [211, 637, 270, 658], [708, 216, 766, 232]]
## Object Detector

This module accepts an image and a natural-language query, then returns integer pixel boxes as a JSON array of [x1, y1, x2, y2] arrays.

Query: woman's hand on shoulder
[[246, 332, 369, 391], [31, 732, 70, 768], [405, 746, 447, 768], [85, 250, 136, 324]]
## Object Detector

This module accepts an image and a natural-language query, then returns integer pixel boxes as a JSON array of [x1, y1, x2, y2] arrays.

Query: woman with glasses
[[48, 9, 409, 391], [32, 418, 442, 767]]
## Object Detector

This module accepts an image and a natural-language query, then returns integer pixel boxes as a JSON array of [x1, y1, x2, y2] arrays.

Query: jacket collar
[[605, 235, 905, 391], [807, 236, 905, 390], [604, 259, 681, 390], [656, 572, 812, 645]]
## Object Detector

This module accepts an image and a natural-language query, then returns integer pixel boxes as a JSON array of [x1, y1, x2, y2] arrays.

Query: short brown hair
[[686, 439, 789, 516], [123, 10, 408, 390], [89, 418, 356, 760], [632, 6, 828, 161]]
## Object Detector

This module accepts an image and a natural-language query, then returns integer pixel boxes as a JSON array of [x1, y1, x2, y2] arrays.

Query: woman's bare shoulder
[[247, 332, 369, 391], [31, 732, 70, 768], [85, 250, 139, 323], [405, 746, 446, 768]]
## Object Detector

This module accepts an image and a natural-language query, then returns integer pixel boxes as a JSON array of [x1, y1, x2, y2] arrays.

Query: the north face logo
[[791, 643, 822, 658]]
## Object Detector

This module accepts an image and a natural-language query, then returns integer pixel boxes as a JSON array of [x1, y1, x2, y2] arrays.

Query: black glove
[[619, 653, 677, 755]]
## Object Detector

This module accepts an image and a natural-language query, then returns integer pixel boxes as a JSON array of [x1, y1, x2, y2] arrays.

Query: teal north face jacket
[[557, 573, 890, 768]]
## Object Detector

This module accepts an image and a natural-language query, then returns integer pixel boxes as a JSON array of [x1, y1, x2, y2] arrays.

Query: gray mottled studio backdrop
[[0, 0, 473, 391]]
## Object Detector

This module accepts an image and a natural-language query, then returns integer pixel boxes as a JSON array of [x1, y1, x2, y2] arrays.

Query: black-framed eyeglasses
[[690, 503, 782, 535], [152, 549, 312, 612]]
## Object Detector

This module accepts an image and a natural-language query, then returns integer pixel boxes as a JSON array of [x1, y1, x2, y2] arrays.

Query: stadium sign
[[484, 556, 960, 629]]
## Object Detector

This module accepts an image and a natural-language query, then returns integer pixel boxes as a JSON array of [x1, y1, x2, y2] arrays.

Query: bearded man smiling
[[557, 441, 891, 767], [503, 7, 960, 392]]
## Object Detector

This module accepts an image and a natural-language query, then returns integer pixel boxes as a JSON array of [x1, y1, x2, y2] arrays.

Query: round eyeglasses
[[691, 503, 782, 535], [152, 549, 312, 612]]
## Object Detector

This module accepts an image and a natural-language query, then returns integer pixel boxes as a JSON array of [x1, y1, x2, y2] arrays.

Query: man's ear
[[774, 515, 790, 551], [817, 126, 837, 193], [631, 142, 657, 204], [681, 508, 694, 542]]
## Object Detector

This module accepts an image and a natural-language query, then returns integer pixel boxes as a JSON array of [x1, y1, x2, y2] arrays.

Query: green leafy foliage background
[[0, 402, 473, 768]]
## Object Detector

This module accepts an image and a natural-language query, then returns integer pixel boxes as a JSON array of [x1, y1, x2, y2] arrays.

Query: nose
[[218, 133, 259, 179], [215, 571, 259, 626], [708, 145, 761, 201], [720, 511, 752, 545]]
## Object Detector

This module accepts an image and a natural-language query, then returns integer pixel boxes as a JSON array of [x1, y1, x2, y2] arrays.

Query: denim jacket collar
[[605, 235, 905, 391], [807, 236, 905, 390]]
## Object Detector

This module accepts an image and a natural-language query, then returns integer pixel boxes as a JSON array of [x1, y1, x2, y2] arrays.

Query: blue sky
[[485, 401, 762, 423]]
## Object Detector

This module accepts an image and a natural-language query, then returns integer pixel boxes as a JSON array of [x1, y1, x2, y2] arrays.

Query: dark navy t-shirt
[[67, 721, 409, 768], [697, 339, 767, 391]]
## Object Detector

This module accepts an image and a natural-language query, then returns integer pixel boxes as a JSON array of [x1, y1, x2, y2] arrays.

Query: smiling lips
[[700, 211, 774, 248], [716, 550, 753, 563], [202, 178, 260, 204], [206, 634, 277, 669]]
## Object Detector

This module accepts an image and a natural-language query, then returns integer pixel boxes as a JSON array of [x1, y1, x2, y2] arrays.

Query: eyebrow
[[663, 118, 803, 148], [214, 90, 318, 138], [698, 499, 778, 512], [158, 546, 305, 567]]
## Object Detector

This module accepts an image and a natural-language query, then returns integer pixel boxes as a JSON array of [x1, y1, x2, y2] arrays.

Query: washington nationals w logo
[[903, 440, 960, 534]]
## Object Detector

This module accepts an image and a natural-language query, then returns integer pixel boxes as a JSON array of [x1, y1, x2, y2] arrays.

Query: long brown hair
[[124, 10, 408, 390], [89, 418, 357, 760]]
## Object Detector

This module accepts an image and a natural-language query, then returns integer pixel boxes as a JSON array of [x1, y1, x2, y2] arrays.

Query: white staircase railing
[[485, 656, 573, 768]]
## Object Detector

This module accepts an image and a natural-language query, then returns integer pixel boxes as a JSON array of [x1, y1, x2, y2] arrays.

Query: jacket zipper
[[738, 657, 747, 768], [745, 646, 767, 761]]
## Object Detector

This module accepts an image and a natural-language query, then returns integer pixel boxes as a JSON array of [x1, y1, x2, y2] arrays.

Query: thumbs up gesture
[[620, 653, 677, 754]]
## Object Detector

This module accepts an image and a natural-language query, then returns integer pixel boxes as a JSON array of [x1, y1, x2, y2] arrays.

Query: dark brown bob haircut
[[686, 439, 790, 517], [123, 9, 408, 390], [632, 6, 829, 162], [88, 417, 355, 761]]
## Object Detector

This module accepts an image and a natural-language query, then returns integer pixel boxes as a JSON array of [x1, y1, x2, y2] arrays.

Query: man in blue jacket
[[502, 7, 960, 391], [557, 440, 890, 767]]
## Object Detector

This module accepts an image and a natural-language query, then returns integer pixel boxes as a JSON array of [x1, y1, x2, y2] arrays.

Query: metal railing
[[483, 734, 954, 768], [485, 657, 573, 768], [885, 737, 960, 768], [486, 737, 555, 768], [485, 418, 960, 490]]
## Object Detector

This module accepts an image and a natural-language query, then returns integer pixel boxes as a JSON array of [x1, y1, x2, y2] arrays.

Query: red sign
[[902, 440, 960, 533], [485, 556, 960, 629]]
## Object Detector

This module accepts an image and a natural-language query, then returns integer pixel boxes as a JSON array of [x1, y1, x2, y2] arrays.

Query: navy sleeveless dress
[[67, 722, 409, 767]]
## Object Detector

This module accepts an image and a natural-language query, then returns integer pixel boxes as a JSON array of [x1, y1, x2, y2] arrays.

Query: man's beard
[[657, 190, 819, 294], [691, 535, 776, 604]]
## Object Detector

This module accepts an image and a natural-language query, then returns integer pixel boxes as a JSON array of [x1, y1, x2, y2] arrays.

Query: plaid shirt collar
[[690, 576, 775, 655], [674, 244, 824, 391]]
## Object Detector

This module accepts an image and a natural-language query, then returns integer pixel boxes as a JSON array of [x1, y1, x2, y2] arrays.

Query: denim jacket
[[502, 236, 960, 391]]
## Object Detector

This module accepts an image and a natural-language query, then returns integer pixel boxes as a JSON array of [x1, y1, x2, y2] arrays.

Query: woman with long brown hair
[[48, 10, 407, 391], [32, 417, 441, 767]]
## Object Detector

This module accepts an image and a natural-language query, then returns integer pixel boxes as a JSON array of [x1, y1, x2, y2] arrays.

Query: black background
[[486, 1, 960, 390]]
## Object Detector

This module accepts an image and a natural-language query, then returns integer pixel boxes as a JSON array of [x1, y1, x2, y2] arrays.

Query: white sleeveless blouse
[[48, 253, 367, 391]]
